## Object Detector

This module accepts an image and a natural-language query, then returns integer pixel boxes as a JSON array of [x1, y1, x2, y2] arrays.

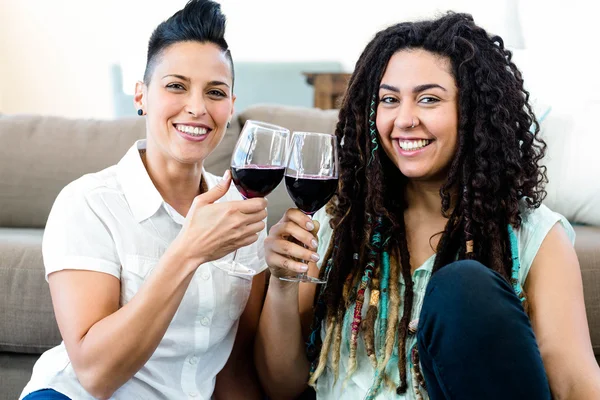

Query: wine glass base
[[213, 259, 256, 277], [279, 275, 327, 284]]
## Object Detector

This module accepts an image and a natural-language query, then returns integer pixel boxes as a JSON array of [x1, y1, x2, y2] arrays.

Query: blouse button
[[201, 317, 210, 326]]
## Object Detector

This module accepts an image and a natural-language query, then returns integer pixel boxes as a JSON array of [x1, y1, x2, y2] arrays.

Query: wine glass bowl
[[215, 120, 289, 277], [279, 131, 339, 284]]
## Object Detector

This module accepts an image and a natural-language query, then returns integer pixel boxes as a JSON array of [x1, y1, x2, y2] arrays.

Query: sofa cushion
[[540, 103, 600, 226], [239, 104, 339, 135], [205, 115, 241, 178], [0, 228, 61, 353], [0, 115, 241, 228], [0, 353, 39, 400], [574, 225, 600, 358], [0, 115, 146, 228]]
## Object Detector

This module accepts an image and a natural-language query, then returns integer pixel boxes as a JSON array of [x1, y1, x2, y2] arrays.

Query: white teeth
[[399, 139, 431, 151], [176, 124, 208, 136]]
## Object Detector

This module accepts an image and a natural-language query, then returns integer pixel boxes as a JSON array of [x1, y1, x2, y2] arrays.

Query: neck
[[141, 145, 203, 215], [404, 178, 454, 216]]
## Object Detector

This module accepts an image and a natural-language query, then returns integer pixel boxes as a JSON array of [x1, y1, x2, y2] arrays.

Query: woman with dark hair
[[257, 12, 600, 400], [20, 1, 267, 399]]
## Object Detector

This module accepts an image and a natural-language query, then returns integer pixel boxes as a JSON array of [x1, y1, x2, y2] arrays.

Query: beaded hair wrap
[[368, 95, 379, 165], [345, 217, 385, 382], [365, 226, 525, 399]]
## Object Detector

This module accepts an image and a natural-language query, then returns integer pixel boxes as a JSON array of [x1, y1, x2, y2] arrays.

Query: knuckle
[[225, 204, 237, 214], [281, 241, 292, 256], [270, 222, 281, 233]]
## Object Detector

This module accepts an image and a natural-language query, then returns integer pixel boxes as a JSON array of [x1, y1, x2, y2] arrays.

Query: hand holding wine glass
[[175, 171, 268, 268], [214, 120, 289, 277], [278, 132, 339, 284]]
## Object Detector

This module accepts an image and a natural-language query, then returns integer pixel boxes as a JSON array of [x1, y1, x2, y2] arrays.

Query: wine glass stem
[[231, 249, 239, 273]]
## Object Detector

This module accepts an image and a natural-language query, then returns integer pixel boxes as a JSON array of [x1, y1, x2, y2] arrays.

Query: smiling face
[[376, 49, 459, 183], [135, 41, 235, 166]]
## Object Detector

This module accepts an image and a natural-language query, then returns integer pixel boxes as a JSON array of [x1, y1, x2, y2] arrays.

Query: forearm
[[563, 369, 600, 400], [255, 276, 310, 399], [214, 349, 263, 400], [75, 247, 199, 398]]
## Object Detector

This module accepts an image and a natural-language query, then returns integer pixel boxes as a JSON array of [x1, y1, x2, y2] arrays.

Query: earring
[[137, 109, 143, 116], [227, 121, 231, 128]]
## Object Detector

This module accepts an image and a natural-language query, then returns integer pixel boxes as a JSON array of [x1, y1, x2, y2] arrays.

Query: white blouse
[[21, 140, 267, 400]]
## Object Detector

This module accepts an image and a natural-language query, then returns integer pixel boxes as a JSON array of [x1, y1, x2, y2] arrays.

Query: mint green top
[[313, 202, 575, 400]]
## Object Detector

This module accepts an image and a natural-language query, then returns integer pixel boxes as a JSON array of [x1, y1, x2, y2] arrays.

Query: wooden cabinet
[[303, 72, 352, 109]]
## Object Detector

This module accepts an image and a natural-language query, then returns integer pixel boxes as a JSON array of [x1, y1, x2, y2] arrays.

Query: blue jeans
[[417, 260, 552, 399], [22, 389, 70, 399]]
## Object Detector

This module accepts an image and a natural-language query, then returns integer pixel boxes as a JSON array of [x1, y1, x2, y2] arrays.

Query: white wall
[[0, 0, 596, 118], [0, 0, 116, 118]]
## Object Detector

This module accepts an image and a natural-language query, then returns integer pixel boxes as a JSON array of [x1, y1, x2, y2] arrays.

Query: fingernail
[[311, 239, 318, 249], [306, 221, 315, 230], [310, 253, 320, 262], [223, 169, 230, 180], [300, 265, 309, 272]]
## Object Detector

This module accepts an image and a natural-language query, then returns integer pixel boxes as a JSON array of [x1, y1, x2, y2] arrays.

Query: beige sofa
[[0, 105, 598, 399]]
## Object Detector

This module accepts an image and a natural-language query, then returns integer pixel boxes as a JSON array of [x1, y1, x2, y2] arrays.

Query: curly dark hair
[[307, 11, 547, 394]]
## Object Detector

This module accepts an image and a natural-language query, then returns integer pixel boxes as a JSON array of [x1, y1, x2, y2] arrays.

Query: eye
[[380, 96, 398, 104], [166, 83, 185, 91], [208, 89, 226, 98], [419, 96, 440, 104]]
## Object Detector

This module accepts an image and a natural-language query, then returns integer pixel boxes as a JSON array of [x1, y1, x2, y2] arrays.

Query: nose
[[394, 101, 418, 130], [185, 91, 207, 117]]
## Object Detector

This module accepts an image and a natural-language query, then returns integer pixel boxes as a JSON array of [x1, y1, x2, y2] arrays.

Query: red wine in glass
[[284, 175, 338, 216], [231, 165, 285, 199], [279, 131, 339, 284], [221, 120, 289, 277]]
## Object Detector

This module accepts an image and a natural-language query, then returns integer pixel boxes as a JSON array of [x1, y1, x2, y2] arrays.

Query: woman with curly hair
[[255, 12, 600, 400]]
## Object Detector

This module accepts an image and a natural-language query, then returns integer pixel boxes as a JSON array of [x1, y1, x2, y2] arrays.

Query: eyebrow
[[379, 83, 447, 93], [163, 74, 190, 81], [162, 75, 230, 88]]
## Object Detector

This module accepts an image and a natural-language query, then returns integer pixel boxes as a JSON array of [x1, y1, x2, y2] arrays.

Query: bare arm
[[214, 271, 267, 400], [255, 210, 320, 400], [526, 224, 600, 400], [49, 247, 198, 399], [49, 176, 268, 399]]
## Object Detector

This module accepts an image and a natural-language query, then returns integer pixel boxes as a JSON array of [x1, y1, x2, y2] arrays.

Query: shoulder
[[54, 166, 120, 209], [516, 200, 576, 285], [66, 166, 119, 193], [518, 201, 576, 247]]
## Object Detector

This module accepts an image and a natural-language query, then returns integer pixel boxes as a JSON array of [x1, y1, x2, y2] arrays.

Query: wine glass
[[214, 120, 289, 277], [279, 132, 339, 284]]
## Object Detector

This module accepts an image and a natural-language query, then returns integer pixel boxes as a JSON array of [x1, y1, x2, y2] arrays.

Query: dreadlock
[[307, 11, 546, 395]]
